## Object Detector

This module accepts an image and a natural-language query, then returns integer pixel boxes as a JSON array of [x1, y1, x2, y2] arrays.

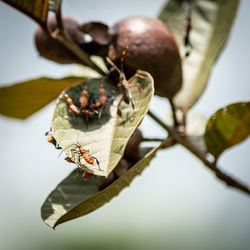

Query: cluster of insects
[[46, 47, 146, 179], [64, 82, 112, 122], [46, 132, 99, 178]]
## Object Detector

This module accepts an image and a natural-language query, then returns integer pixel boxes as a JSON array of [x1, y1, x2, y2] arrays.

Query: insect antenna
[[58, 143, 77, 158], [106, 57, 122, 74], [120, 46, 128, 73]]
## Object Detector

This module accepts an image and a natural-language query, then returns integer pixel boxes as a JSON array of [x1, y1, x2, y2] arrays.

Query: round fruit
[[108, 16, 182, 99], [35, 15, 84, 64], [114, 159, 131, 177], [124, 129, 142, 163], [97, 172, 116, 191]]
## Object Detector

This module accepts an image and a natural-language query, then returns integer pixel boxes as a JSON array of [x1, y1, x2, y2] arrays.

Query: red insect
[[81, 109, 97, 121], [75, 144, 98, 165], [45, 131, 61, 149], [64, 156, 74, 163], [90, 83, 112, 118], [60, 143, 101, 171], [64, 93, 81, 115], [65, 155, 94, 179], [74, 169, 94, 179], [92, 84, 108, 109], [47, 135, 55, 144], [64, 91, 97, 121], [79, 85, 89, 109], [82, 171, 93, 179]]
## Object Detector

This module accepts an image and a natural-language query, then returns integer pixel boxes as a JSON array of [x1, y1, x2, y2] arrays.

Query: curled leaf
[[52, 70, 154, 177], [159, 0, 240, 109], [41, 145, 160, 229]]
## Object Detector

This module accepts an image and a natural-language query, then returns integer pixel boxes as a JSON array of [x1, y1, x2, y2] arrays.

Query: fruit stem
[[54, 29, 107, 76], [55, 0, 63, 30], [169, 99, 179, 128], [45, 3, 107, 76]]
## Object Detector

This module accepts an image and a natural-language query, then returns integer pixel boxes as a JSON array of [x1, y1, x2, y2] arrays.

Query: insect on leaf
[[0, 76, 85, 119], [158, 0, 240, 109], [51, 70, 154, 177], [41, 145, 160, 229], [204, 102, 250, 160]]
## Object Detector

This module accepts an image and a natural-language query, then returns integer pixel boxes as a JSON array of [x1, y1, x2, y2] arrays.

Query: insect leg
[[71, 149, 81, 163], [93, 157, 102, 171]]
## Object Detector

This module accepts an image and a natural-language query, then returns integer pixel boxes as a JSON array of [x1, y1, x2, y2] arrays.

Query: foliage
[[52, 71, 154, 177], [159, 0, 240, 110], [0, 77, 85, 119], [205, 102, 250, 160], [42, 145, 160, 228], [0, 0, 249, 229]]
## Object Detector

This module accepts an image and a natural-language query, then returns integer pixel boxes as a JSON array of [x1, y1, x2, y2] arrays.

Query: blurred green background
[[0, 0, 250, 249]]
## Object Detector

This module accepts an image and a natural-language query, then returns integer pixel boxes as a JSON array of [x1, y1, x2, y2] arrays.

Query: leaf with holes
[[0, 76, 85, 119], [158, 0, 240, 109], [1, 0, 60, 27], [52, 70, 154, 177], [204, 102, 250, 160], [41, 144, 160, 229]]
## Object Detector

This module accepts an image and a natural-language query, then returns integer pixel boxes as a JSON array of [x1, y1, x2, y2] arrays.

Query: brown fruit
[[97, 158, 131, 191], [108, 16, 182, 99], [114, 159, 131, 177], [124, 129, 143, 163], [97, 172, 116, 191], [35, 15, 85, 64]]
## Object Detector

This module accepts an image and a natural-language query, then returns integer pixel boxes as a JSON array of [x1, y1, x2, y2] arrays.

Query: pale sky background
[[0, 0, 250, 250]]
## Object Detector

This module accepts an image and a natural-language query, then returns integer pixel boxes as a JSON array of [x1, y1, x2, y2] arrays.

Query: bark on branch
[[148, 110, 250, 196]]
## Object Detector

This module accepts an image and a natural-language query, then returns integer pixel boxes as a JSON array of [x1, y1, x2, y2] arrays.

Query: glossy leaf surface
[[0, 76, 85, 119], [159, 0, 240, 109], [204, 102, 250, 159], [1, 0, 59, 26]]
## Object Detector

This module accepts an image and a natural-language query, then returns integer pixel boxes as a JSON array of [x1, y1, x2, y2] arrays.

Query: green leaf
[[52, 70, 154, 177], [41, 145, 160, 229], [1, 0, 59, 26], [0, 76, 85, 119], [204, 102, 250, 160], [158, 0, 240, 109]]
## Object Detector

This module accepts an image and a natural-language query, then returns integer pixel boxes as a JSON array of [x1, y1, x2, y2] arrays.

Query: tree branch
[[52, 29, 106, 76], [147, 110, 250, 196], [55, 0, 63, 30], [47, 2, 107, 76]]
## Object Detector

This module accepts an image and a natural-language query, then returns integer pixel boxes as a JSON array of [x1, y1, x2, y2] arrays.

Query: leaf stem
[[169, 99, 179, 128], [46, 3, 107, 76], [142, 137, 165, 142], [147, 110, 250, 196], [55, 0, 63, 30]]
